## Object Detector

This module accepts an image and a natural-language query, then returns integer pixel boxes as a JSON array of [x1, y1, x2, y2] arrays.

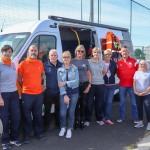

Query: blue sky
[[0, 0, 150, 47]]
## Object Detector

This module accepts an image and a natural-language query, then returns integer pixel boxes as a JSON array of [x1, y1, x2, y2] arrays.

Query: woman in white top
[[133, 60, 150, 130]]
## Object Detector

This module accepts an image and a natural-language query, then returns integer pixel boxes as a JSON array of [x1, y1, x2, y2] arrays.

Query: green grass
[[127, 144, 138, 150]]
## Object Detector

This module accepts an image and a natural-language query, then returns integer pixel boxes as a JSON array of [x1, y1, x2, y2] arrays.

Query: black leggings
[[75, 82, 89, 121]]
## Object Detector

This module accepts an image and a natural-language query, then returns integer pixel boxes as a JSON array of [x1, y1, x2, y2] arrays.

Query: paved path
[[1, 100, 149, 150]]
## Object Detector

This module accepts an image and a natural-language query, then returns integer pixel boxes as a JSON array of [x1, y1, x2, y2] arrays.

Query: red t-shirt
[[116, 57, 138, 87]]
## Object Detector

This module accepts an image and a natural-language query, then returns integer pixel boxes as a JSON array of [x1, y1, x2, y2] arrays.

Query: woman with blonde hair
[[103, 49, 117, 125], [85, 47, 106, 126], [72, 45, 91, 129], [57, 51, 79, 138], [133, 60, 150, 130]]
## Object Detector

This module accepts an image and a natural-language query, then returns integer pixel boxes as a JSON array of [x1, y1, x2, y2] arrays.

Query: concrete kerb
[[134, 132, 150, 150]]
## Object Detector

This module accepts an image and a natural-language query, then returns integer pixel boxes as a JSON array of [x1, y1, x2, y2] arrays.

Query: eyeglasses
[[63, 56, 70, 59], [77, 50, 84, 53], [104, 54, 111, 56], [93, 51, 100, 53]]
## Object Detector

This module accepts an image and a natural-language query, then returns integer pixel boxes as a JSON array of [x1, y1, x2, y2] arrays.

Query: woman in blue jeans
[[0, 45, 22, 150], [57, 51, 79, 138], [103, 50, 117, 125], [133, 60, 150, 130]]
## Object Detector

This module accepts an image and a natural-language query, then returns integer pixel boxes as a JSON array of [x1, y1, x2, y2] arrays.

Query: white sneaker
[[135, 121, 144, 128], [146, 123, 150, 131], [117, 119, 123, 123], [66, 129, 72, 138], [59, 128, 66, 136], [96, 121, 105, 126], [84, 121, 90, 126]]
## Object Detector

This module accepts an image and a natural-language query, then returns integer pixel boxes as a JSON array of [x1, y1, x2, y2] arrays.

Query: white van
[[0, 16, 134, 132], [0, 15, 133, 68]]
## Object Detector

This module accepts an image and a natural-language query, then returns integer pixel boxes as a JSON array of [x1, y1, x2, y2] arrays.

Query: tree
[[134, 48, 145, 59]]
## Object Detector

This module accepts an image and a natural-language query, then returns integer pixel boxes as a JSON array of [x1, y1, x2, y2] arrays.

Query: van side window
[[19, 35, 56, 63]]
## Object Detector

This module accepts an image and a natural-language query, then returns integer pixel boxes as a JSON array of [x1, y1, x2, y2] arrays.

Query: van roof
[[49, 16, 129, 32], [1, 21, 41, 34]]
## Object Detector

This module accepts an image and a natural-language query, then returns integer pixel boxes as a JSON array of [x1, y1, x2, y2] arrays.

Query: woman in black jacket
[[103, 50, 117, 125]]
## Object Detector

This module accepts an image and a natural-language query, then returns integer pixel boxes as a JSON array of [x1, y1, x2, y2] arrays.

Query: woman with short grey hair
[[133, 60, 150, 130]]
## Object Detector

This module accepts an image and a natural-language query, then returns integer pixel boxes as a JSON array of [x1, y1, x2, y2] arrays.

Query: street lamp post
[[130, 0, 132, 38], [38, 0, 40, 20], [81, 0, 83, 20]]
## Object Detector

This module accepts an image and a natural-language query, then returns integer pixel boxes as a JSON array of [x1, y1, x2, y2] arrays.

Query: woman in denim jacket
[[57, 51, 79, 138]]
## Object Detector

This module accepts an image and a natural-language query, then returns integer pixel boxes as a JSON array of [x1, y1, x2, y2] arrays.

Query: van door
[[19, 32, 62, 63]]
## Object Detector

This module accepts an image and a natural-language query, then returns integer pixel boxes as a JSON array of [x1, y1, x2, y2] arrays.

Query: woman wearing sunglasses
[[72, 45, 91, 129]]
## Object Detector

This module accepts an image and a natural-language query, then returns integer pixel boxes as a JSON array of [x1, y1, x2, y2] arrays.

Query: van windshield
[[0, 32, 30, 59]]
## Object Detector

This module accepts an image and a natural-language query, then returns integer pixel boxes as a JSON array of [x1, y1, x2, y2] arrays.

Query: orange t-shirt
[[18, 59, 44, 94]]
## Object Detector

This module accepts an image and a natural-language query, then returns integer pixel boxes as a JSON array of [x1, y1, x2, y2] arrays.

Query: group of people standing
[[0, 44, 150, 150]]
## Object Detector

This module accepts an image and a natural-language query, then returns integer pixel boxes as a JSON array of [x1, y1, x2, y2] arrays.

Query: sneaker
[[66, 129, 72, 138], [134, 120, 139, 124], [84, 121, 90, 127], [96, 121, 105, 126], [59, 128, 66, 136], [10, 140, 23, 146], [36, 134, 47, 141], [135, 121, 144, 128], [2, 143, 11, 150], [104, 120, 114, 125], [117, 119, 124, 123], [146, 123, 150, 131]]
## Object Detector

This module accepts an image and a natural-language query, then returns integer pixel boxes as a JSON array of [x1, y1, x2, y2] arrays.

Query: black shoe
[[80, 121, 84, 129], [74, 120, 80, 129], [36, 134, 47, 141], [23, 137, 30, 144]]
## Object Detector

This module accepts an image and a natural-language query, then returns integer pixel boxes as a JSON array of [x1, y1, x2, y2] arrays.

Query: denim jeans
[[85, 84, 104, 122], [0, 91, 21, 144], [104, 85, 115, 120], [60, 93, 78, 129], [21, 93, 43, 137], [135, 94, 150, 122], [119, 86, 138, 120]]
